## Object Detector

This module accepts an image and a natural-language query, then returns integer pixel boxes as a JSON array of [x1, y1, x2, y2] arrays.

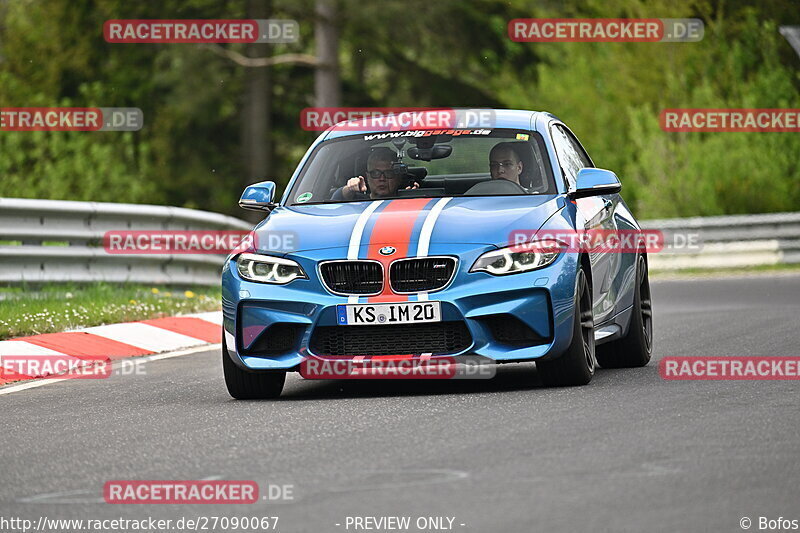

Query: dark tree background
[[0, 0, 798, 218]]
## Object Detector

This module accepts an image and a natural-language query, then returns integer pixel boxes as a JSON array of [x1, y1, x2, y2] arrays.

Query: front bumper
[[222, 248, 579, 371]]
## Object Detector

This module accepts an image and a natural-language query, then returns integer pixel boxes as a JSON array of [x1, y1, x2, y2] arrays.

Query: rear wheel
[[537, 268, 595, 386], [222, 337, 286, 399], [596, 255, 653, 368]]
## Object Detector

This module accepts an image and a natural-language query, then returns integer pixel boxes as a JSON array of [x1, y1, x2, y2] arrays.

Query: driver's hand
[[404, 182, 419, 190], [342, 175, 367, 200]]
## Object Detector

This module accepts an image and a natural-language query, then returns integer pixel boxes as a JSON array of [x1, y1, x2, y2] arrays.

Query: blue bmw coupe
[[222, 109, 653, 398]]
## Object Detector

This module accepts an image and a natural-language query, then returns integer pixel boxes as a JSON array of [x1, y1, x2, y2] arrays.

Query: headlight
[[470, 240, 565, 275], [236, 253, 307, 284]]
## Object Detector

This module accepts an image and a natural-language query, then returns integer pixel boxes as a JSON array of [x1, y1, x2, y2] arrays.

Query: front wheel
[[596, 255, 653, 368], [222, 337, 286, 399], [537, 268, 595, 386]]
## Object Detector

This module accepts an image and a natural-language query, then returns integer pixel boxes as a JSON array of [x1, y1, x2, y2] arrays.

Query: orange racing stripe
[[365, 198, 431, 303]]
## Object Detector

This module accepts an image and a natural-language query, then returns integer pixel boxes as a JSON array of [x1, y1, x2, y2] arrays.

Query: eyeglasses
[[489, 161, 518, 170], [367, 169, 401, 180]]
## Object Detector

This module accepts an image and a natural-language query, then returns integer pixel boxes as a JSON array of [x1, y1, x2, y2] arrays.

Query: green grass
[[650, 263, 800, 279], [0, 283, 220, 340]]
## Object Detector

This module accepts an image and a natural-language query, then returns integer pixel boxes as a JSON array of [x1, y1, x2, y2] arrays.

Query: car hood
[[252, 195, 566, 255]]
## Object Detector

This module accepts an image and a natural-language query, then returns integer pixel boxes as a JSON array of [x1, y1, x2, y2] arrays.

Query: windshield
[[287, 129, 557, 205]]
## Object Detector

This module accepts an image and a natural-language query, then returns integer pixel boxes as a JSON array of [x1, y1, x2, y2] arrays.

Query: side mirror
[[239, 181, 278, 212], [571, 168, 622, 199]]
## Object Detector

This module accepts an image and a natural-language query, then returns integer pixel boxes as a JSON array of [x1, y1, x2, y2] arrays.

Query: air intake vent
[[310, 322, 472, 356], [482, 314, 548, 346]]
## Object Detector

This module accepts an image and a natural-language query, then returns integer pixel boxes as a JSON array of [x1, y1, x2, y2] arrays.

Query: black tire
[[596, 255, 653, 368], [537, 268, 595, 386], [222, 337, 286, 399]]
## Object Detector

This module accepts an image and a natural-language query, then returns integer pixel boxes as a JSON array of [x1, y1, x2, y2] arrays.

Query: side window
[[551, 124, 592, 189], [562, 127, 592, 168]]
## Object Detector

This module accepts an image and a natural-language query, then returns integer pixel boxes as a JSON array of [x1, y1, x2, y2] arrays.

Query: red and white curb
[[0, 311, 222, 386]]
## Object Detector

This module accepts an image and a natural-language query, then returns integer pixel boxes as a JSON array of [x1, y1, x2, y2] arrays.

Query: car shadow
[[275, 362, 550, 401]]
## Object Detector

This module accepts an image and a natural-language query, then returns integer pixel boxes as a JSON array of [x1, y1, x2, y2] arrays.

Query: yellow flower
[[164, 292, 172, 297], [184, 290, 195, 298], [151, 288, 160, 294], [129, 299, 137, 304]]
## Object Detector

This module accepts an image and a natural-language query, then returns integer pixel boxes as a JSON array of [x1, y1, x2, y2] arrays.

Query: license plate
[[336, 302, 441, 326]]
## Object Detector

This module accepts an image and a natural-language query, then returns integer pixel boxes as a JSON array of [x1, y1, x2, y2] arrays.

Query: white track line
[[0, 341, 67, 356], [0, 377, 70, 395], [186, 311, 224, 325], [0, 343, 220, 396], [0, 341, 87, 379], [82, 323, 207, 352]]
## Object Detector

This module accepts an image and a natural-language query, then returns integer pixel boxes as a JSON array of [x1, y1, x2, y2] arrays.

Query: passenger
[[489, 142, 524, 185]]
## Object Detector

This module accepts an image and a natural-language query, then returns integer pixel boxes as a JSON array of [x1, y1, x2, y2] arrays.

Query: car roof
[[322, 109, 560, 140]]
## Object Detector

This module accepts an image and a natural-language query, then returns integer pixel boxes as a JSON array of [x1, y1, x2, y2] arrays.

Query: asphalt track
[[2, 273, 799, 533]]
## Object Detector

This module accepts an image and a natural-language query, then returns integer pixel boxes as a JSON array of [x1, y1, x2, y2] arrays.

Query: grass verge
[[0, 283, 220, 341]]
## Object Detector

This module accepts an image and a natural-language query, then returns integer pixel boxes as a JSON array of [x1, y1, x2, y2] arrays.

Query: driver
[[489, 142, 524, 185], [332, 148, 417, 201]]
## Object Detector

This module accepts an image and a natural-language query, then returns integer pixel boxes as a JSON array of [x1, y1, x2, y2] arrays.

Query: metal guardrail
[[2, 198, 798, 283], [0, 198, 253, 286], [642, 212, 800, 270]]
